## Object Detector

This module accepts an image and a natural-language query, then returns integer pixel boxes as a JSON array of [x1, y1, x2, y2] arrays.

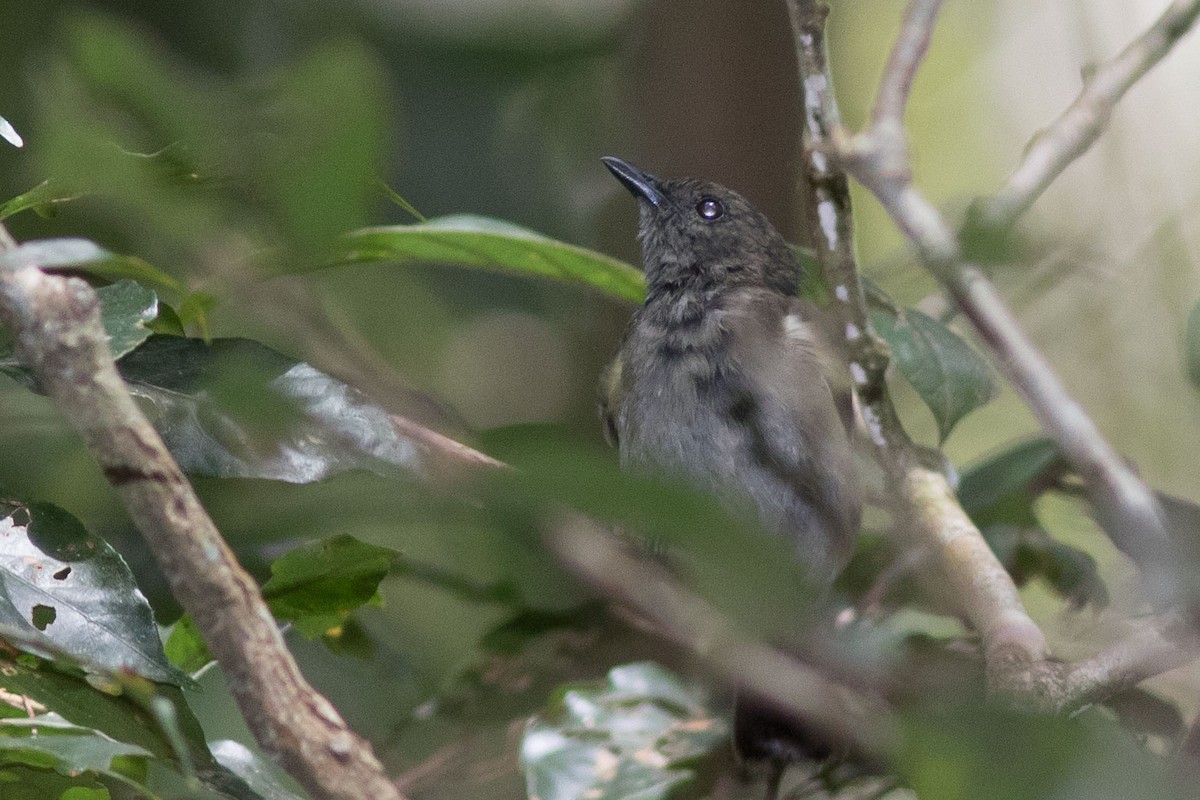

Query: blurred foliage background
[[1, 0, 1199, 797]]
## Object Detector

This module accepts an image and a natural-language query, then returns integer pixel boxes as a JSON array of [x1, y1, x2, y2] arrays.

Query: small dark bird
[[599, 156, 863, 789]]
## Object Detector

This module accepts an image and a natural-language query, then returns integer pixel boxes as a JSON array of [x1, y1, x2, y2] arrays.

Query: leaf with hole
[[0, 500, 187, 685]]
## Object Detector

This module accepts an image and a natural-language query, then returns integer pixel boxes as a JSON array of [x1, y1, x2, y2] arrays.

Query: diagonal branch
[[974, 0, 1200, 232], [546, 513, 898, 761], [0, 223, 406, 800], [833, 0, 1175, 586], [786, 0, 1198, 707]]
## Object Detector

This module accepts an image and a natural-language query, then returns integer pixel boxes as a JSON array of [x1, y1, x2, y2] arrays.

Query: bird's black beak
[[601, 156, 667, 209]]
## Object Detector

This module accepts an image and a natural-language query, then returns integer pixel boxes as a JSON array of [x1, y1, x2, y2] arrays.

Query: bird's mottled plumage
[[599, 156, 861, 580]]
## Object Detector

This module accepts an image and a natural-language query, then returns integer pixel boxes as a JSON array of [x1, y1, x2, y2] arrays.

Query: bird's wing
[[722, 291, 863, 554], [597, 352, 625, 448]]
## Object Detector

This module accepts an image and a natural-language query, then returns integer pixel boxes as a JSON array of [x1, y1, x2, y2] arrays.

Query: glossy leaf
[[211, 741, 305, 800], [261, 535, 389, 640], [0, 500, 187, 685], [872, 307, 997, 442], [339, 215, 646, 303], [521, 662, 726, 800], [117, 335, 427, 483]]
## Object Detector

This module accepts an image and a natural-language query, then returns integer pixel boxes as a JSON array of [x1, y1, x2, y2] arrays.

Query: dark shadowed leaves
[[339, 215, 646, 303], [957, 437, 1064, 523], [521, 662, 727, 800], [872, 307, 997, 442], [958, 439, 1106, 607], [0, 500, 187, 685], [982, 525, 1108, 609]]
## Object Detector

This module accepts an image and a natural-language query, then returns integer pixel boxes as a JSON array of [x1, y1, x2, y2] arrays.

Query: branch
[[545, 513, 898, 761], [787, 0, 1199, 709], [0, 225, 406, 800], [1001, 614, 1200, 712], [974, 0, 1200, 231], [832, 0, 1175, 587], [787, 0, 1048, 670]]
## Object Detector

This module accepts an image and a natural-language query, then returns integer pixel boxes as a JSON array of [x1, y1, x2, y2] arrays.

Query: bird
[[598, 156, 864, 791]]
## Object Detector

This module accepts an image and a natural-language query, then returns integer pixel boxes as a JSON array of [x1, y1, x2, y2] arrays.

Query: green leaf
[[957, 438, 1063, 518], [0, 719, 151, 790], [95, 281, 158, 360], [162, 616, 212, 676], [872, 307, 997, 442], [338, 215, 646, 303], [0, 653, 178, 761], [0, 181, 82, 220], [0, 500, 188, 686], [521, 662, 727, 800], [1186, 299, 1200, 389], [115, 335, 432, 482], [261, 535, 389, 640], [983, 525, 1108, 609]]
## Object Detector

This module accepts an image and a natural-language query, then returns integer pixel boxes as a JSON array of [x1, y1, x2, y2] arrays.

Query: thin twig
[[546, 513, 898, 761], [975, 0, 1200, 231], [0, 223, 406, 800], [872, 0, 946, 128]]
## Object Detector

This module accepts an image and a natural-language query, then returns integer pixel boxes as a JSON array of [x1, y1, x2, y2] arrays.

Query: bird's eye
[[696, 197, 724, 221]]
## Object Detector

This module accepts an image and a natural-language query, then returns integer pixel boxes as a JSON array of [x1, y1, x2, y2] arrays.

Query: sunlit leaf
[[872, 307, 997, 442], [0, 500, 188, 685], [261, 535, 389, 640], [521, 662, 727, 800], [338, 215, 646, 303], [163, 616, 212, 676]]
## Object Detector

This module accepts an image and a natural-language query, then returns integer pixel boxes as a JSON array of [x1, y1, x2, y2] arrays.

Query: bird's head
[[602, 156, 798, 296]]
